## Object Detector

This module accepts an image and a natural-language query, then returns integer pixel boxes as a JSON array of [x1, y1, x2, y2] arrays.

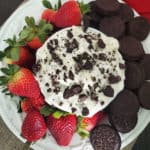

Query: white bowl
[[0, 0, 150, 150]]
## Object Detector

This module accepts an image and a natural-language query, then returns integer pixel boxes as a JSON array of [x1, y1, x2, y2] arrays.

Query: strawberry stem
[[77, 127, 89, 138]]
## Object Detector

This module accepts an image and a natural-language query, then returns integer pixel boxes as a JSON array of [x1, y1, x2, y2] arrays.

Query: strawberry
[[21, 95, 45, 112], [41, 0, 61, 23], [21, 98, 33, 113], [19, 17, 53, 50], [46, 114, 77, 146], [77, 111, 106, 137], [21, 110, 47, 142], [0, 36, 34, 68], [0, 65, 41, 98], [41, 9, 56, 23], [27, 37, 43, 49], [53, 1, 82, 28], [30, 95, 45, 110]]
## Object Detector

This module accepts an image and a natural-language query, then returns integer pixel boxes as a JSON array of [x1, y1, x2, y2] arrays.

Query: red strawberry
[[0, 65, 41, 98], [41, 9, 56, 23], [27, 37, 43, 49], [1, 37, 34, 68], [53, 1, 82, 28], [77, 111, 106, 137], [46, 114, 77, 146], [21, 98, 33, 113], [30, 95, 45, 110], [21, 110, 47, 142], [13, 47, 34, 68], [19, 17, 53, 50]]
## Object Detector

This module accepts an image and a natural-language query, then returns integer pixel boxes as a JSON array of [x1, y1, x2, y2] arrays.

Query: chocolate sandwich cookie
[[125, 62, 145, 90], [99, 16, 125, 38], [119, 36, 145, 61], [127, 16, 150, 41], [109, 89, 140, 116], [117, 4, 134, 23], [140, 54, 150, 80], [89, 1, 97, 12], [108, 113, 138, 133], [95, 0, 121, 16], [138, 81, 150, 109], [83, 12, 101, 30], [90, 124, 121, 150]]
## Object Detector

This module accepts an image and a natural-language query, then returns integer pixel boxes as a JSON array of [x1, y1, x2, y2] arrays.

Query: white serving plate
[[0, 0, 150, 150]]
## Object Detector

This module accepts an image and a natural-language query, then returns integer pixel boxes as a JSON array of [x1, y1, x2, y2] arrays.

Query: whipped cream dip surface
[[35, 26, 125, 117]]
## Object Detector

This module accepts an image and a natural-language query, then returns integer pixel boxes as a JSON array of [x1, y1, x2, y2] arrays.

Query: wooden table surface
[[0, 0, 150, 150]]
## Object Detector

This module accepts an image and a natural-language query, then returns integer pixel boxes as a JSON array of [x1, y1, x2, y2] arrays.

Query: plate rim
[[0, 0, 150, 150]]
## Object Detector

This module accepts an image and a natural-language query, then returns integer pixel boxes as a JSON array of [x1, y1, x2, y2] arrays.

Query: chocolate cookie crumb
[[79, 94, 87, 102], [108, 74, 121, 84], [69, 70, 74, 80], [103, 85, 114, 97], [98, 39, 106, 48], [119, 63, 125, 69], [67, 30, 73, 38], [72, 107, 77, 113], [99, 53, 107, 61], [82, 107, 89, 116], [71, 85, 82, 95], [63, 88, 74, 99]]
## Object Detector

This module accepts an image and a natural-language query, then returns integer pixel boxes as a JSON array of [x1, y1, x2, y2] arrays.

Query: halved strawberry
[[0, 65, 41, 98], [19, 17, 53, 50], [46, 114, 77, 146], [21, 110, 47, 142], [77, 111, 106, 137]]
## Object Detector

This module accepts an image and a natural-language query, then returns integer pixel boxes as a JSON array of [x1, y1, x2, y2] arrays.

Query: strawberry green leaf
[[38, 33, 46, 43], [42, 0, 53, 9], [19, 29, 31, 40], [42, 23, 53, 31], [52, 111, 64, 119], [5, 39, 14, 47], [39, 20, 46, 28], [8, 64, 20, 74], [25, 17, 36, 28], [27, 33, 36, 41], [57, 0, 62, 10], [78, 127, 89, 138], [2, 88, 8, 93], [0, 76, 9, 84], [54, 4, 57, 10], [53, 0, 62, 10], [0, 51, 5, 60], [40, 105, 54, 117], [10, 47, 20, 61], [17, 100, 22, 113], [1, 68, 12, 75], [79, 2, 91, 15]]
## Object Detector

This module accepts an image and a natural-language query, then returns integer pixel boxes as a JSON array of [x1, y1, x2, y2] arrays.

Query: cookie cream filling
[[35, 26, 125, 117]]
